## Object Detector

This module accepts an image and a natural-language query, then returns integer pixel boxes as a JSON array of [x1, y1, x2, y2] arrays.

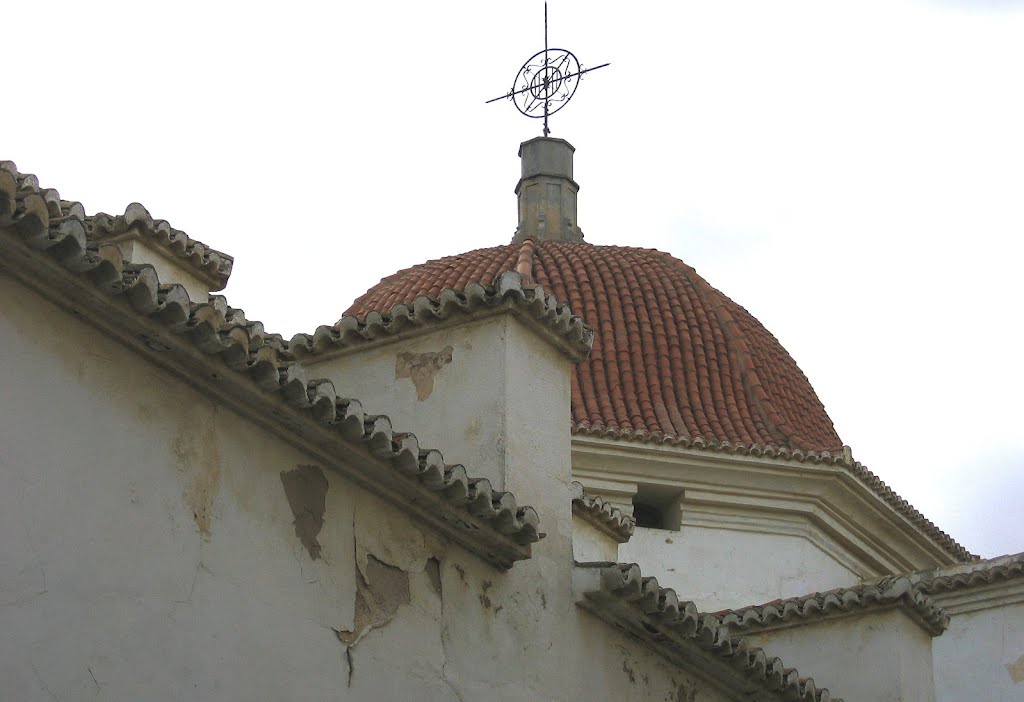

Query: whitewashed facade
[[2, 155, 1022, 701]]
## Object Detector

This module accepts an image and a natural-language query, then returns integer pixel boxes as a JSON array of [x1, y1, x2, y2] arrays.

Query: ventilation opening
[[633, 502, 664, 529], [632, 484, 682, 531]]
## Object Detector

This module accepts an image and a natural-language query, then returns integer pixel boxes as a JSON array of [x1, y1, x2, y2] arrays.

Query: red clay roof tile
[[346, 240, 844, 452]]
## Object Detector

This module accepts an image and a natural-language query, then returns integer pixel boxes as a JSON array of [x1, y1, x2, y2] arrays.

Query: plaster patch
[[174, 407, 222, 540], [395, 345, 453, 400], [1006, 653, 1024, 684], [280, 465, 329, 560], [335, 555, 411, 647]]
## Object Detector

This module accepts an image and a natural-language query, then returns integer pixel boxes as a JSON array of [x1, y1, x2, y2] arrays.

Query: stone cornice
[[572, 427, 971, 563], [571, 435, 967, 575]]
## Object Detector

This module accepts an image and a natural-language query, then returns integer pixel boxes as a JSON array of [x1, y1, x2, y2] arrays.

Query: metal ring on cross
[[512, 49, 582, 119]]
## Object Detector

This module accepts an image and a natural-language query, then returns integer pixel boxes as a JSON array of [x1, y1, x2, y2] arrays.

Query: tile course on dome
[[347, 239, 844, 453]]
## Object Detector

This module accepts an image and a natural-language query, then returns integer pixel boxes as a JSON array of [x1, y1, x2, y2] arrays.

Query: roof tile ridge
[[843, 459, 975, 563], [911, 551, 1024, 594], [712, 576, 949, 636], [87, 202, 233, 288], [0, 169, 543, 569], [0, 160, 232, 289], [570, 481, 635, 543], [514, 237, 537, 285], [345, 243, 520, 317], [292, 271, 594, 361], [576, 561, 842, 701]]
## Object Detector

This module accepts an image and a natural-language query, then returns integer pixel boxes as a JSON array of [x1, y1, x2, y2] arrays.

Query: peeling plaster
[[280, 465, 329, 560], [354, 491, 440, 576], [395, 345, 453, 400], [335, 555, 410, 647]]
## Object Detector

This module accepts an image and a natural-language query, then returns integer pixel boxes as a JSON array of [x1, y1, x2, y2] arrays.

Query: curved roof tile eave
[[290, 269, 594, 363], [576, 561, 842, 701], [713, 576, 949, 637]]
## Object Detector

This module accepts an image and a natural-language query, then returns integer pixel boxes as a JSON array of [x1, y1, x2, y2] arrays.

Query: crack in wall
[[437, 559, 468, 702], [331, 553, 413, 689], [345, 646, 354, 687]]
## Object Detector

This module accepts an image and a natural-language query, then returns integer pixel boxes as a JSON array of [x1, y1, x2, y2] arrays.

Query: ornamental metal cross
[[485, 2, 609, 137]]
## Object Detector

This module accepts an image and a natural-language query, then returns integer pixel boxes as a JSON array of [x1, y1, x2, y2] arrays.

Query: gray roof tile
[[577, 561, 841, 701], [714, 577, 948, 637]]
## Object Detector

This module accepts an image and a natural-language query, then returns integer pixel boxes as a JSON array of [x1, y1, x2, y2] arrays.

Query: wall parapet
[[0, 160, 541, 570], [575, 561, 842, 701]]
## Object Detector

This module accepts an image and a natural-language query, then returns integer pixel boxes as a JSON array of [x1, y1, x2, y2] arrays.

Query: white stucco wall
[[931, 596, 1024, 702], [744, 610, 937, 702], [572, 517, 619, 563], [620, 524, 861, 611], [0, 273, 733, 701], [304, 318, 519, 490], [0, 274, 356, 699], [346, 492, 726, 702]]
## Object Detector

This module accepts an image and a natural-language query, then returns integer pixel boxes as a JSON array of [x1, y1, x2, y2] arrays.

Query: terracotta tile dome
[[346, 240, 843, 452]]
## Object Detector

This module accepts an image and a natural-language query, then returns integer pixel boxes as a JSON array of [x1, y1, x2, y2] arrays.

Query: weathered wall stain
[[478, 579, 496, 610], [675, 682, 697, 702], [395, 345, 453, 400], [453, 562, 468, 585], [1006, 653, 1024, 684], [174, 407, 222, 540], [280, 465, 329, 560], [335, 555, 411, 646]]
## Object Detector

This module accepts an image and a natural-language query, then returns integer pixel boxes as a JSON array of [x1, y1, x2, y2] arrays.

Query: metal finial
[[485, 2, 609, 136]]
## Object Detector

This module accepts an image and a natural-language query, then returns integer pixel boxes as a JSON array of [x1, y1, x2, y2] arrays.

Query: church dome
[[346, 239, 843, 453]]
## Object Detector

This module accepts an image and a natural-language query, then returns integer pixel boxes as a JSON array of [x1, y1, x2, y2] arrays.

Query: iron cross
[[486, 2, 610, 136]]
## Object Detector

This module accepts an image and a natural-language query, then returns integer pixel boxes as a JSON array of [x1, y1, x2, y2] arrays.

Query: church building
[[1, 136, 1021, 700]]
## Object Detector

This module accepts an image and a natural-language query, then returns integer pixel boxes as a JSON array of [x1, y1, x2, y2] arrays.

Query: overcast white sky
[[5, 0, 1022, 558]]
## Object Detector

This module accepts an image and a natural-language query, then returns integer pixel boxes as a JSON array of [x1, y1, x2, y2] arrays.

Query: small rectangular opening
[[632, 483, 683, 531]]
